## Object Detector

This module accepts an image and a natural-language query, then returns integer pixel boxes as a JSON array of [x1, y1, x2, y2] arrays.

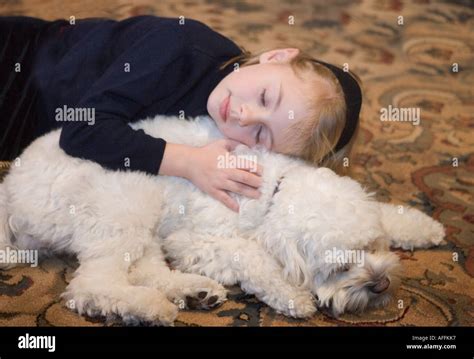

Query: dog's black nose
[[369, 277, 390, 293]]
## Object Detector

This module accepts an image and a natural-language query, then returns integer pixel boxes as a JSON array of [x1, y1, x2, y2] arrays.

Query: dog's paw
[[62, 289, 179, 326], [427, 220, 447, 247], [121, 301, 178, 327], [386, 206, 447, 250], [168, 274, 227, 310], [269, 291, 317, 319], [286, 292, 317, 318], [398, 217, 446, 250]]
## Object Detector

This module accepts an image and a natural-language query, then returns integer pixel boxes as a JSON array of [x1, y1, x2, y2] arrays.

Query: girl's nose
[[238, 104, 259, 127]]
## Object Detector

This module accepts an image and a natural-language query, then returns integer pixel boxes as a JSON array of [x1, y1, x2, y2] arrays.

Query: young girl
[[0, 15, 362, 212]]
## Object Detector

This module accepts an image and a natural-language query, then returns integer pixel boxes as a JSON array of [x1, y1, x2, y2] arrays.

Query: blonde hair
[[219, 46, 362, 176]]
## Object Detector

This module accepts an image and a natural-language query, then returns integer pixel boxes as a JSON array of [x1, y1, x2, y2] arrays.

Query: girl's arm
[[58, 21, 186, 175]]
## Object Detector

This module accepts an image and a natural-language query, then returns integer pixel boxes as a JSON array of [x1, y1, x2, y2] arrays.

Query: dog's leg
[[0, 181, 15, 270], [378, 202, 446, 250], [62, 255, 178, 326], [163, 230, 316, 318], [129, 242, 227, 310]]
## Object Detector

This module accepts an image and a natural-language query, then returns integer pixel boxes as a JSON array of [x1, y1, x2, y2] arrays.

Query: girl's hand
[[186, 139, 263, 212]]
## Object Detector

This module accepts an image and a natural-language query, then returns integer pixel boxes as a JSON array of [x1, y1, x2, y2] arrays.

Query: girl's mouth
[[219, 93, 230, 122]]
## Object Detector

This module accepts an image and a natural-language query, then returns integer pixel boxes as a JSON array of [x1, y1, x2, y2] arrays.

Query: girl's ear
[[259, 48, 300, 64]]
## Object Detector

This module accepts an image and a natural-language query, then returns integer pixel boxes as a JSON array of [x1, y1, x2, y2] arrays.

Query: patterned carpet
[[0, 0, 473, 326]]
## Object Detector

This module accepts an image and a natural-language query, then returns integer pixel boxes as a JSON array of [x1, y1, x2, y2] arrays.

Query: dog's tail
[[378, 202, 446, 251], [0, 180, 15, 269]]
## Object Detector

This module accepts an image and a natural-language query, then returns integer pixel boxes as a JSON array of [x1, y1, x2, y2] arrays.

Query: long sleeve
[[57, 18, 187, 175], [29, 16, 243, 174]]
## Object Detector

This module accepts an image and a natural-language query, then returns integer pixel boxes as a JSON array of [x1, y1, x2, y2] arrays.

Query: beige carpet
[[0, 0, 473, 326]]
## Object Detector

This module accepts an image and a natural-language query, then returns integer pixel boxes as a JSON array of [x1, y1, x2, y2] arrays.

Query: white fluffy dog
[[0, 115, 446, 324]]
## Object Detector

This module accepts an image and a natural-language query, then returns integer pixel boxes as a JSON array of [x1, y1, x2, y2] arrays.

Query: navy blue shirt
[[32, 16, 242, 175]]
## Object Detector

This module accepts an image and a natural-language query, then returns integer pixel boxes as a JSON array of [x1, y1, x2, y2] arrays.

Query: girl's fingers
[[213, 189, 239, 212], [227, 168, 262, 189], [220, 139, 264, 176], [237, 161, 263, 176], [224, 180, 261, 200]]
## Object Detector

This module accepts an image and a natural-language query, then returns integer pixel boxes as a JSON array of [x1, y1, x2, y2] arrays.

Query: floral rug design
[[0, 0, 473, 326]]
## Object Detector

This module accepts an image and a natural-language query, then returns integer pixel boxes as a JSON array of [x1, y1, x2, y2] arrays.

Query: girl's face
[[207, 48, 320, 153]]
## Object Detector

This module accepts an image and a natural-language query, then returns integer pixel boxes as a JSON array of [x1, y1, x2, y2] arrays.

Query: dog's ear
[[274, 232, 353, 288], [276, 236, 313, 287], [317, 262, 346, 284]]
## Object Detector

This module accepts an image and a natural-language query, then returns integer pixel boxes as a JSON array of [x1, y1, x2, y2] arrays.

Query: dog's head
[[239, 159, 403, 316], [313, 250, 401, 316]]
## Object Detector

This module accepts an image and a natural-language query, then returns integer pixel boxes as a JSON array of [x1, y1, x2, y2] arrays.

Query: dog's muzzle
[[369, 277, 390, 293]]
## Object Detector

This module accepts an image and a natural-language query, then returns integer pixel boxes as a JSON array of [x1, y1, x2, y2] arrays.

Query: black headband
[[312, 59, 362, 153]]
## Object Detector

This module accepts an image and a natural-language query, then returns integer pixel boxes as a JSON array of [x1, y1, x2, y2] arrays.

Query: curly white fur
[[0, 115, 446, 324]]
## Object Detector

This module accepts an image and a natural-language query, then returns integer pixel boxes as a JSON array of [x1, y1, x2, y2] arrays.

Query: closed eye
[[260, 89, 266, 107], [255, 125, 263, 143]]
